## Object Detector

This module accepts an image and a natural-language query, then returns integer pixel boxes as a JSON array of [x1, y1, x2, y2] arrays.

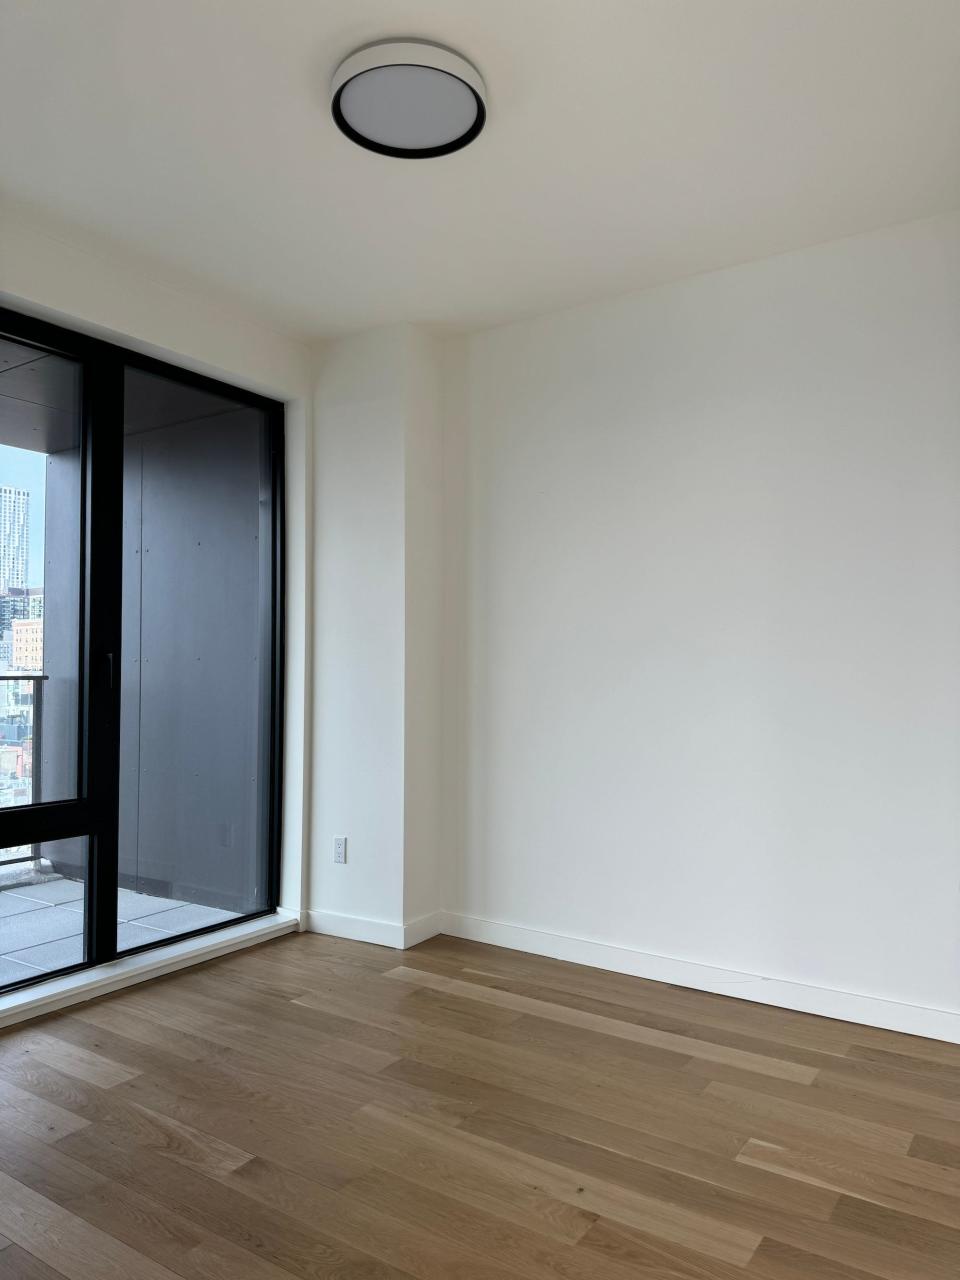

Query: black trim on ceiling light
[[331, 65, 487, 159]]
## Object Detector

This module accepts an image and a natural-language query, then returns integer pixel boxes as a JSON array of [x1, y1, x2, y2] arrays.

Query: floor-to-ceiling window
[[0, 309, 283, 994]]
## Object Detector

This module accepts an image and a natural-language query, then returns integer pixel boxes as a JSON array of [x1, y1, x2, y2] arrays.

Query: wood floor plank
[[0, 1077, 90, 1145], [413, 937, 860, 1055], [488, 999, 852, 1081], [342, 1166, 710, 1280], [357, 1101, 762, 1266], [689, 1061, 960, 1145], [0, 1125, 108, 1206], [0, 1051, 256, 1182], [701, 1080, 914, 1154], [110, 984, 485, 1117], [910, 1133, 960, 1170], [812, 1070, 960, 1131], [742, 1128, 960, 1200], [412, 955, 857, 1072], [0, 1171, 183, 1280], [746, 1237, 889, 1279], [387, 935, 953, 1069], [15, 1033, 374, 1193], [737, 1139, 960, 1230], [385, 965, 819, 1084], [459, 1109, 839, 1224], [125, 979, 404, 1076], [817, 1056, 960, 1104], [830, 1195, 960, 1268], [344, 1099, 597, 1243], [63, 1180, 323, 1280], [118, 1100, 256, 1177], [845, 1042, 960, 1080], [757, 1215, 959, 1280], [295, 986, 733, 1147], [11, 1032, 141, 1089], [0, 1245, 71, 1280], [54, 1122, 416, 1280], [581, 1216, 767, 1280], [0, 1121, 300, 1280], [70, 1002, 230, 1064], [379, 1055, 750, 1159], [224, 1154, 529, 1280], [1, 930, 958, 1278]]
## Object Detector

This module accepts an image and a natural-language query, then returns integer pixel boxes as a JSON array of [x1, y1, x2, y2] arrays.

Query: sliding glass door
[[0, 308, 283, 994], [0, 334, 88, 984], [116, 366, 280, 951]]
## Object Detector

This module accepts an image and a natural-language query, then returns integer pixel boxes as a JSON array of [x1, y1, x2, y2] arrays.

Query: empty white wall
[[312, 329, 407, 937], [403, 330, 445, 929], [447, 212, 960, 1022], [310, 326, 444, 943]]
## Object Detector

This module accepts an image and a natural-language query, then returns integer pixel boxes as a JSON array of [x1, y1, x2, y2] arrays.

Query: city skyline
[[0, 444, 45, 589], [0, 446, 45, 814], [0, 487, 29, 593]]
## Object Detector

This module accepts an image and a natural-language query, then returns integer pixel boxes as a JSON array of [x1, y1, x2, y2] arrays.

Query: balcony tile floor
[[0, 877, 236, 986]]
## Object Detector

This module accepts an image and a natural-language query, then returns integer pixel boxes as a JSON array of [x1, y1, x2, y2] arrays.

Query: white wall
[[310, 326, 444, 944], [447, 212, 960, 1023], [311, 329, 406, 938], [0, 200, 313, 923], [402, 330, 445, 928]]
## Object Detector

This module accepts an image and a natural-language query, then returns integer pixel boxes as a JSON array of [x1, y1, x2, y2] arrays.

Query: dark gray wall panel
[[117, 444, 142, 887], [120, 406, 263, 911]]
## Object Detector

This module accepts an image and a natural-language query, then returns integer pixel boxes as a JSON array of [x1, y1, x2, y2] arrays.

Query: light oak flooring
[[0, 933, 959, 1277]]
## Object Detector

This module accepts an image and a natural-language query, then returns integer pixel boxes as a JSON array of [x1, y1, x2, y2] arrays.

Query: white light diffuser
[[331, 41, 486, 158]]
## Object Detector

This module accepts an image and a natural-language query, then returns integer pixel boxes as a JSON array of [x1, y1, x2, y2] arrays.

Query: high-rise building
[[12, 617, 42, 673], [0, 487, 29, 592], [0, 587, 43, 636]]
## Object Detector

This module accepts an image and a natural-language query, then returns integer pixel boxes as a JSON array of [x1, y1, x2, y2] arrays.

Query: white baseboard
[[307, 910, 405, 948], [441, 912, 960, 1046], [402, 911, 448, 948], [277, 905, 308, 931], [0, 913, 298, 1031], [306, 908, 447, 950]]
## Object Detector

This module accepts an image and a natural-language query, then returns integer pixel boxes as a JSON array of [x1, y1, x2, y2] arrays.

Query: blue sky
[[0, 444, 46, 588]]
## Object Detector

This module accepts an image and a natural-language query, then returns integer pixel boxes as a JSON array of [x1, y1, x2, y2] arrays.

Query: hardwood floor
[[0, 932, 959, 1277]]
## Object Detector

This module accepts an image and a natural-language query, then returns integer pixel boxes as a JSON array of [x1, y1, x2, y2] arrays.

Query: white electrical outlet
[[333, 836, 347, 864]]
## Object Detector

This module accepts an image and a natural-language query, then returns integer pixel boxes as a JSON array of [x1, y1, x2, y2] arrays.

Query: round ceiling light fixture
[[331, 40, 486, 158]]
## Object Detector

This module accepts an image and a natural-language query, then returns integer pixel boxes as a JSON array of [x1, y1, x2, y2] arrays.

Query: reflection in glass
[[117, 368, 269, 949], [0, 338, 81, 833]]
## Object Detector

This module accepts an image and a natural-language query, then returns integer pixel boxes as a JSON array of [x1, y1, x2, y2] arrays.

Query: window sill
[[0, 911, 299, 1030]]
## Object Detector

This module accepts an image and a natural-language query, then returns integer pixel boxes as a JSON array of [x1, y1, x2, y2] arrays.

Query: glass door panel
[[117, 366, 272, 949], [0, 338, 82, 811], [0, 331, 90, 993], [0, 837, 89, 986], [0, 303, 282, 999]]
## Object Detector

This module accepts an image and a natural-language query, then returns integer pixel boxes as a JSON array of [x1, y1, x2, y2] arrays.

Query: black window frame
[[0, 303, 285, 995]]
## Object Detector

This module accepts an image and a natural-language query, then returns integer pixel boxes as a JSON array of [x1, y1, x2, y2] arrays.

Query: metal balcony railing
[[0, 674, 47, 868]]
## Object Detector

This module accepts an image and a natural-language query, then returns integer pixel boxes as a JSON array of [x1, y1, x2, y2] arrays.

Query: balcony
[[0, 676, 239, 987], [0, 871, 235, 986], [0, 674, 46, 831]]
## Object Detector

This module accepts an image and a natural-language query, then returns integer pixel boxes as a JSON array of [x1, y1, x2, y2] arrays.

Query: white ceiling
[[1, 1, 958, 337]]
